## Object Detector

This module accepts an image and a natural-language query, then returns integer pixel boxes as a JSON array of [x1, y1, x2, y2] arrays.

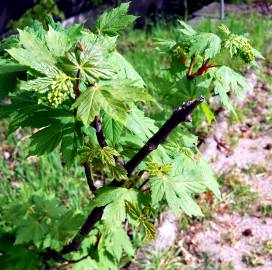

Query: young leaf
[[109, 164, 128, 181], [189, 33, 221, 59], [102, 113, 123, 146], [100, 146, 120, 167], [72, 84, 127, 126], [45, 26, 72, 57], [126, 104, 158, 141], [7, 30, 57, 76], [90, 187, 138, 226], [94, 3, 137, 36]]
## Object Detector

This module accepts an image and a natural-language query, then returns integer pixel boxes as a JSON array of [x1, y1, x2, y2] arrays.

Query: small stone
[[264, 143, 272, 150], [242, 228, 253, 237]]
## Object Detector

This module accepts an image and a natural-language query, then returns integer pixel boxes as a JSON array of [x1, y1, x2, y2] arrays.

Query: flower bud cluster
[[221, 25, 255, 64], [48, 75, 72, 106], [236, 37, 255, 64]]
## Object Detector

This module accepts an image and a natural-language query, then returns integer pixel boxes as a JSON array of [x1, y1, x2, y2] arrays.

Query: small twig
[[74, 70, 81, 99], [139, 177, 149, 191], [92, 116, 107, 148], [83, 161, 95, 193], [187, 56, 195, 78]]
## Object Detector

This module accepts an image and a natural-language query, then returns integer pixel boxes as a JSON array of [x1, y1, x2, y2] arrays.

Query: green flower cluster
[[225, 34, 255, 64], [219, 24, 255, 64], [48, 75, 73, 106], [237, 37, 255, 64]]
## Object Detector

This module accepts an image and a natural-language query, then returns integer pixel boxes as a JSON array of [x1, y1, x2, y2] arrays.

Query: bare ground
[[183, 68, 272, 270]]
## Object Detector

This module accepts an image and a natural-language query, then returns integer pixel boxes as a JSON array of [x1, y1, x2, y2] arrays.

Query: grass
[[0, 123, 90, 210], [222, 173, 259, 214], [134, 247, 183, 270]]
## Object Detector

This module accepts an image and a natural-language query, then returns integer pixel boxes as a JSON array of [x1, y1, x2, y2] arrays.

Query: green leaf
[[72, 83, 127, 126], [15, 217, 49, 246], [29, 123, 64, 156], [60, 41, 114, 84], [91, 187, 138, 226], [126, 104, 158, 141], [102, 113, 123, 146], [216, 66, 249, 99], [7, 30, 57, 76], [94, 3, 137, 36], [44, 210, 85, 251], [149, 154, 220, 217], [150, 174, 203, 217], [178, 20, 196, 36], [100, 146, 120, 166], [109, 52, 145, 87], [189, 33, 221, 59], [213, 66, 249, 114], [20, 76, 53, 93], [45, 26, 72, 57], [0, 59, 26, 74], [61, 121, 84, 166], [103, 226, 135, 260], [0, 73, 17, 100], [2, 245, 41, 270], [104, 79, 152, 102], [200, 102, 215, 124], [72, 257, 98, 270]]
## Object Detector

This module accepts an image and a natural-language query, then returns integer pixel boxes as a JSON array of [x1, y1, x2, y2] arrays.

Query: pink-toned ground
[[188, 70, 272, 269]]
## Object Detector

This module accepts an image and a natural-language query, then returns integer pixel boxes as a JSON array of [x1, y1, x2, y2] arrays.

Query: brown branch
[[124, 96, 204, 176], [92, 116, 107, 148], [42, 97, 204, 261], [74, 70, 81, 99]]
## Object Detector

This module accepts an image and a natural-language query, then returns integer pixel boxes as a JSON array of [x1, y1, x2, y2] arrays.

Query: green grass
[[0, 123, 90, 210]]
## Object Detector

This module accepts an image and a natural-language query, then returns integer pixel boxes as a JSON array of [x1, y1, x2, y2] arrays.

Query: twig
[[186, 56, 195, 78], [92, 116, 107, 148], [124, 97, 205, 176], [83, 161, 95, 193]]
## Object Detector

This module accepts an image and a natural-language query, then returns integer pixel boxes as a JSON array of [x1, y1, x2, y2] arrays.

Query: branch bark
[[43, 96, 204, 261], [125, 97, 204, 176]]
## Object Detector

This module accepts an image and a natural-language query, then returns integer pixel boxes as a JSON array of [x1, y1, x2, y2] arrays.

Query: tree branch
[[92, 116, 107, 148], [43, 96, 204, 261], [125, 96, 204, 176]]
